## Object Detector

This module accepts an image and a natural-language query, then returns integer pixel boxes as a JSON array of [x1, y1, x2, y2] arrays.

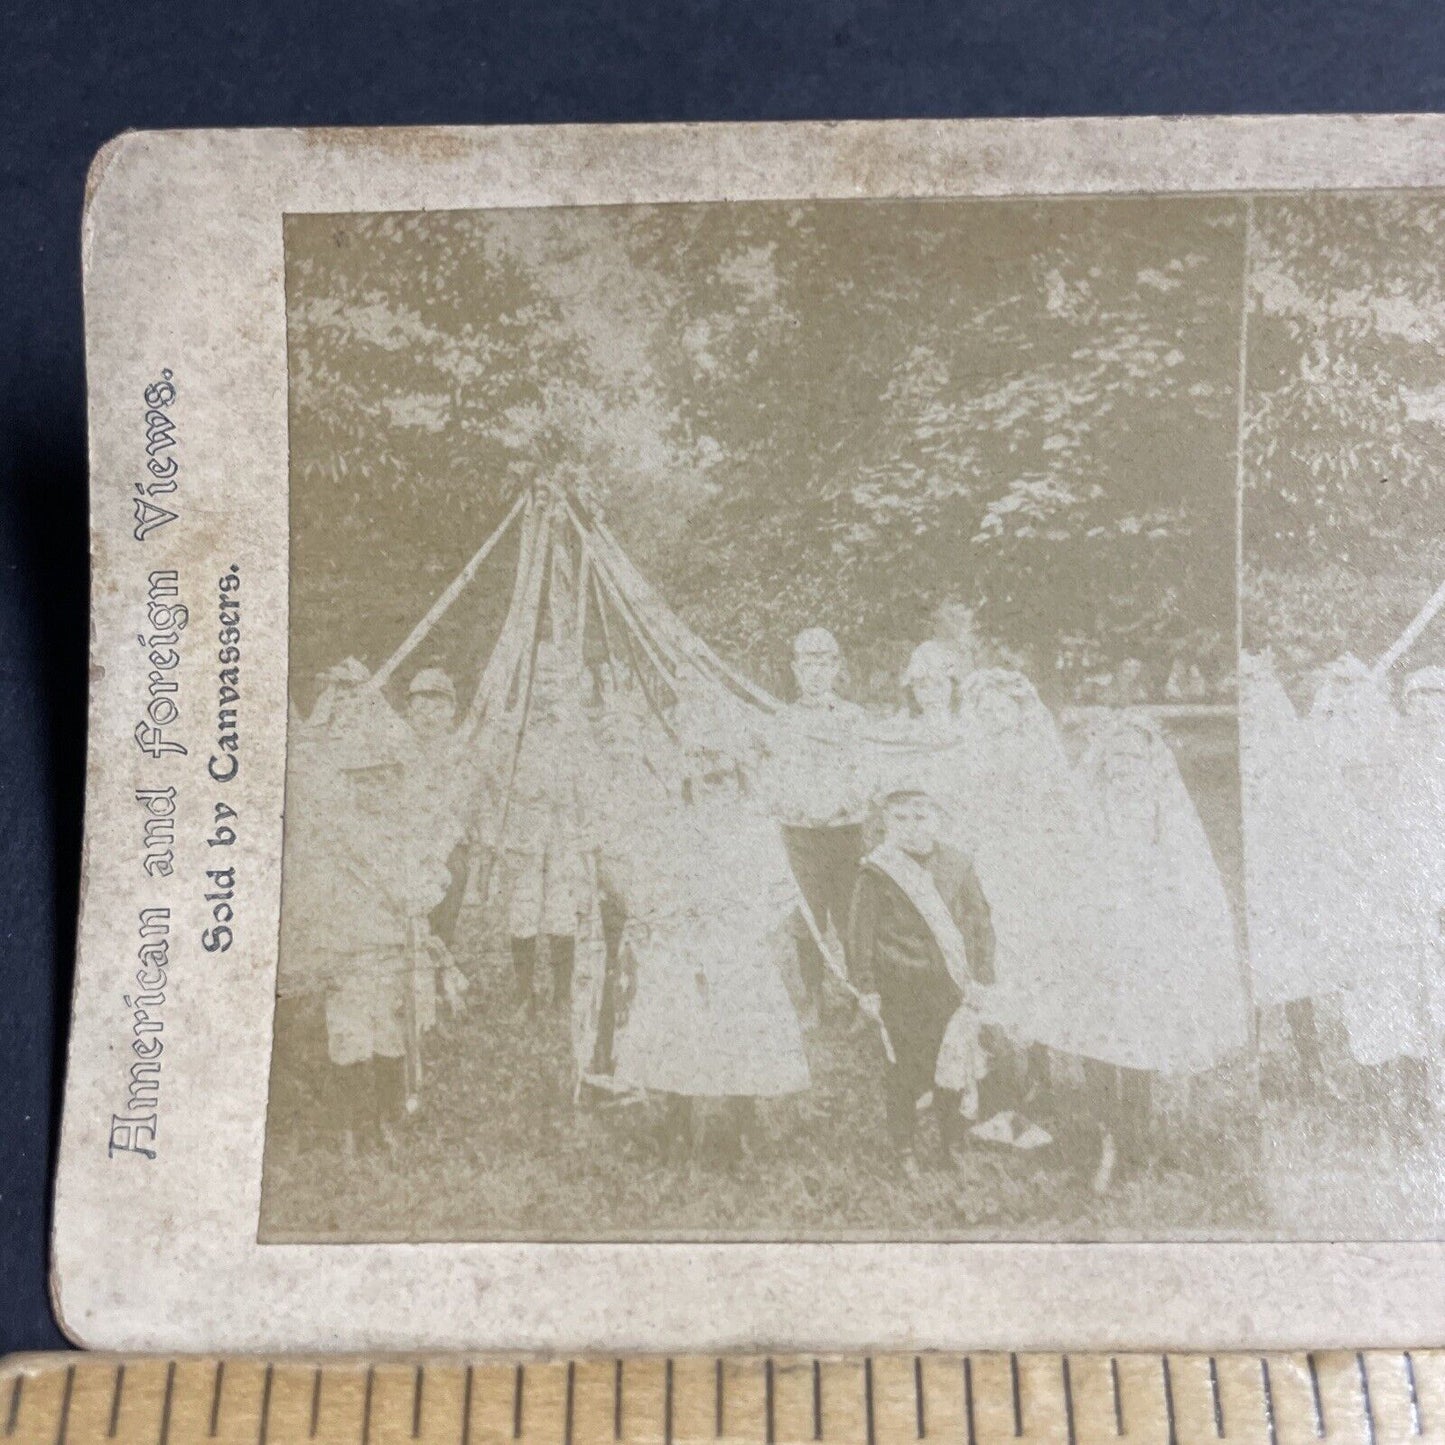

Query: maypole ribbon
[[1374, 574, 1445, 679], [793, 887, 896, 1065]]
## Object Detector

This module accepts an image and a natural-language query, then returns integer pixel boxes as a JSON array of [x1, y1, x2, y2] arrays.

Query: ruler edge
[[2, 1348, 1434, 1443]]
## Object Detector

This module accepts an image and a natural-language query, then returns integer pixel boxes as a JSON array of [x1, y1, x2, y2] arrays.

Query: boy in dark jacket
[[848, 785, 995, 1168]]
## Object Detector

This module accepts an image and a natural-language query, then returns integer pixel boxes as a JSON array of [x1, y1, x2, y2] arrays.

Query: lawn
[[259, 933, 1266, 1245]]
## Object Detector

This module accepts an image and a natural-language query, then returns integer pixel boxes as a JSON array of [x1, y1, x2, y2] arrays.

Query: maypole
[[563, 496, 752, 725], [563, 493, 894, 1062], [582, 536, 678, 740], [549, 539, 576, 650], [1373, 577, 1445, 680], [580, 503, 784, 713], [590, 554, 685, 697], [572, 539, 591, 676], [463, 493, 545, 736], [460, 496, 555, 909]]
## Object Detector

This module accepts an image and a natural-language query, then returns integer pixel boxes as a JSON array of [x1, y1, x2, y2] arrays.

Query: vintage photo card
[[54, 117, 1445, 1352]]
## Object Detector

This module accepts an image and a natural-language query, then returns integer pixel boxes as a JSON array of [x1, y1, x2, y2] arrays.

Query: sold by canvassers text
[[202, 567, 242, 953]]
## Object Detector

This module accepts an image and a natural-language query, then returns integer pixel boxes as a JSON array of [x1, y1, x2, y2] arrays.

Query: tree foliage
[[286, 198, 1245, 704], [1243, 194, 1445, 682]]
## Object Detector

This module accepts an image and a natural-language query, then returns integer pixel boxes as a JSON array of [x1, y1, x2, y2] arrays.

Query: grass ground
[[1256, 1007, 1445, 1240], [259, 944, 1266, 1244]]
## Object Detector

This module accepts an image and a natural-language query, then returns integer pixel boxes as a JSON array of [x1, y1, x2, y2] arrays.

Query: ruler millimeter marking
[[0, 1352, 1438, 1445]]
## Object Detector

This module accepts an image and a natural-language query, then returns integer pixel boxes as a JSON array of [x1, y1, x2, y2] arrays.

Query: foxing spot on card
[[52, 119, 1445, 1352]]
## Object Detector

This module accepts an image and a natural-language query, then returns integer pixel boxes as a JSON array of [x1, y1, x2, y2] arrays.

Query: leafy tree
[[1242, 194, 1445, 685], [286, 198, 1247, 706]]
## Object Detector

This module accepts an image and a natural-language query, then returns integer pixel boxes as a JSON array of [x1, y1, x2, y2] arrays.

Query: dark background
[[3, 0, 1443, 1353]]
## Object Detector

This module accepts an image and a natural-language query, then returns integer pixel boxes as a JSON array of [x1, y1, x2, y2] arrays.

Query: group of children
[[276, 620, 1249, 1197], [276, 663, 472, 1160], [1244, 650, 1445, 1125], [715, 625, 1246, 1187]]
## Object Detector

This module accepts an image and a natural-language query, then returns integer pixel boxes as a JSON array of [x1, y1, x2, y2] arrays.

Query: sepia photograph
[[1240, 192, 1445, 1238], [258, 194, 1261, 1242]]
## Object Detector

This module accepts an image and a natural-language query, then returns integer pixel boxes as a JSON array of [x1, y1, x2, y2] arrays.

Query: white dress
[[278, 690, 413, 997], [941, 672, 1106, 1063], [1297, 667, 1426, 1067], [612, 794, 810, 1098], [1068, 711, 1248, 1074], [1239, 651, 1349, 1007], [1394, 726, 1445, 1088], [312, 798, 450, 1066]]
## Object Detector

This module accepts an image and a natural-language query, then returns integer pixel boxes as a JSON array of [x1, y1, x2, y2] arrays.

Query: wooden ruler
[[1, 1352, 1438, 1445]]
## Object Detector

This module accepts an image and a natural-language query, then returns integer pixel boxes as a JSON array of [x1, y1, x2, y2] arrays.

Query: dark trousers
[[881, 990, 959, 1156], [781, 823, 863, 1002], [884, 1069, 963, 1159], [334, 1057, 404, 1145], [511, 934, 575, 1010], [589, 891, 627, 1075]]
